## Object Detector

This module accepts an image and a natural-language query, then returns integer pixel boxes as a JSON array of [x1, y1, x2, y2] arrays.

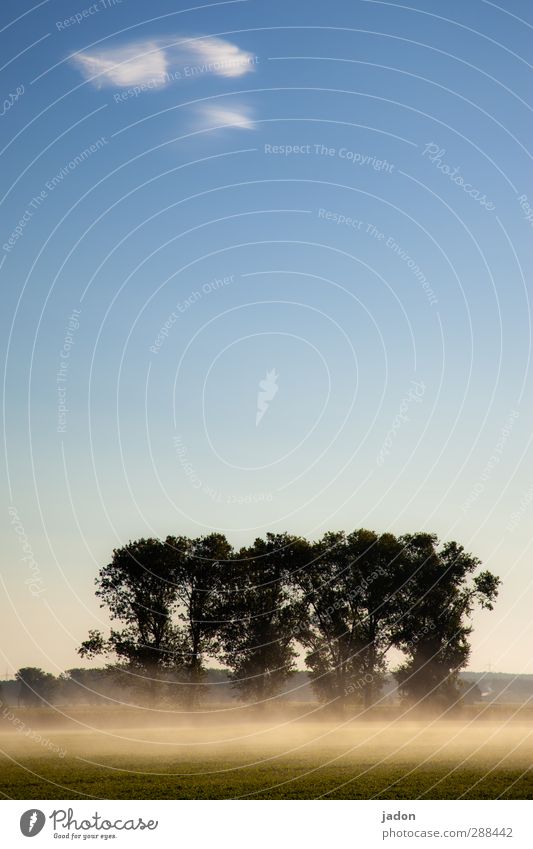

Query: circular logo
[[20, 810, 46, 837]]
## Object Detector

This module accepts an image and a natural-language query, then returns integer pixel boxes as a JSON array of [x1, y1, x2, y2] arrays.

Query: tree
[[60, 668, 119, 705], [165, 533, 233, 706], [78, 527, 501, 713], [16, 667, 57, 707], [219, 533, 309, 704], [293, 531, 364, 707], [393, 534, 500, 708], [79, 534, 234, 706], [294, 530, 407, 709], [342, 529, 407, 707], [79, 538, 182, 701], [461, 681, 483, 705]]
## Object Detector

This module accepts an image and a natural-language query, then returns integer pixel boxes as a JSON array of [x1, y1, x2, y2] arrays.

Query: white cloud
[[198, 104, 255, 130], [71, 35, 256, 89], [188, 37, 256, 78], [71, 41, 169, 89]]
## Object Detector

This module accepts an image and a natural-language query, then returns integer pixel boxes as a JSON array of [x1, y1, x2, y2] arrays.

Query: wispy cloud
[[197, 104, 255, 130], [72, 41, 169, 88], [71, 36, 256, 89], [190, 37, 256, 78]]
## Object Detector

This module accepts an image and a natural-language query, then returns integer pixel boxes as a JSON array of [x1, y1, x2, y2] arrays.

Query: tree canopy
[[78, 528, 501, 711]]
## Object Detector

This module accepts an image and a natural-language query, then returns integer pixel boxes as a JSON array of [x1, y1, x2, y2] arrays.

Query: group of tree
[[75, 528, 500, 712], [12, 666, 122, 706]]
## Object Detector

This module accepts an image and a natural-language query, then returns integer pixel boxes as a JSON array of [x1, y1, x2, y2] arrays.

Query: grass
[[1, 706, 532, 799], [2, 756, 532, 800]]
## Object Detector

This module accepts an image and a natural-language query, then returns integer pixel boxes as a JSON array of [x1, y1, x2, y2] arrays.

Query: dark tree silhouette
[[59, 668, 118, 705], [16, 667, 56, 707], [79, 537, 182, 701], [393, 534, 501, 708], [165, 532, 232, 706], [293, 531, 370, 707], [77, 528, 500, 711], [293, 530, 407, 709], [219, 533, 309, 704], [79, 534, 232, 706]]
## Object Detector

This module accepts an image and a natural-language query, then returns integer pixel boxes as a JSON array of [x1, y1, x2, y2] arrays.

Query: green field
[[1, 707, 532, 799]]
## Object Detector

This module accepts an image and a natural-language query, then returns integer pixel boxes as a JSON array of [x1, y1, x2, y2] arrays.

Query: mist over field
[[2, 704, 533, 799]]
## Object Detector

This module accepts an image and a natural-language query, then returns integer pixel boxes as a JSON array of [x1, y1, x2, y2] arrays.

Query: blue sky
[[1, 0, 532, 675]]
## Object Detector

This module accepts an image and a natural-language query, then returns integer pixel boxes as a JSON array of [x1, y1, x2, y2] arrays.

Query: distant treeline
[[1, 666, 231, 708], [3, 669, 508, 709], [12, 530, 501, 711], [6, 669, 533, 710]]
